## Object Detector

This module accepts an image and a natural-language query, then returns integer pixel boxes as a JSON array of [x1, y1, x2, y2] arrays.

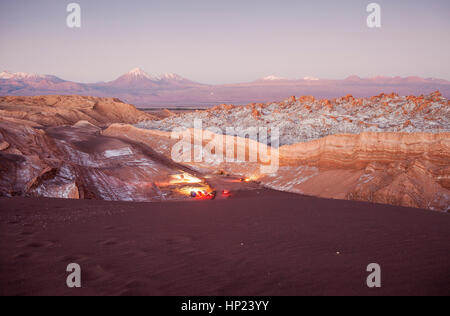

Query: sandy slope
[[0, 193, 449, 296]]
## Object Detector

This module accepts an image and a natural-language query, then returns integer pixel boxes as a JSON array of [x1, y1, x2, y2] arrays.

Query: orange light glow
[[169, 173, 203, 185], [238, 175, 259, 183], [175, 185, 211, 196]]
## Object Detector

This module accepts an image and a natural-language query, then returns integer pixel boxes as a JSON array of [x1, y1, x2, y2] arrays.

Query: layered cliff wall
[[279, 132, 450, 168]]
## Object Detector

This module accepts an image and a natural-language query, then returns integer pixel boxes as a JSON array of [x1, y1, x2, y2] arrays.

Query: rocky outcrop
[[0, 132, 9, 151], [1, 92, 448, 211], [139, 91, 450, 146], [0, 118, 56, 197], [0, 117, 207, 201], [0, 95, 155, 127], [348, 161, 449, 211], [0, 142, 9, 151]]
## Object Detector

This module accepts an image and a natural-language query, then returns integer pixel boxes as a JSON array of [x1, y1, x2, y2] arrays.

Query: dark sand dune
[[0, 191, 449, 296]]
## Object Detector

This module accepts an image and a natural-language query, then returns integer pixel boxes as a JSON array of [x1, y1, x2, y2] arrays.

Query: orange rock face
[[320, 99, 333, 110], [342, 94, 354, 102], [252, 108, 261, 118], [298, 96, 315, 103], [0, 95, 155, 127], [279, 132, 449, 168]]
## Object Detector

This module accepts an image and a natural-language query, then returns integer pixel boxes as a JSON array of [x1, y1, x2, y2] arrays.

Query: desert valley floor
[[1, 192, 450, 296]]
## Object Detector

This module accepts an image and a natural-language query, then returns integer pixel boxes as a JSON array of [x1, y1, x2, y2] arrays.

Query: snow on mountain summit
[[0, 71, 47, 80], [126, 68, 153, 79], [261, 75, 286, 81], [0, 71, 15, 79], [0, 71, 63, 83], [122, 68, 188, 82], [303, 76, 320, 81], [159, 73, 186, 81]]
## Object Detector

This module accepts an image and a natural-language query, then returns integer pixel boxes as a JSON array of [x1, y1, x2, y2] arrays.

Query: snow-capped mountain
[[108, 68, 161, 88], [0, 71, 63, 82], [258, 75, 320, 82], [108, 68, 196, 89], [303, 76, 320, 81], [260, 75, 287, 81], [1, 69, 449, 107], [124, 68, 154, 80], [159, 73, 191, 82], [0, 71, 19, 80], [118, 68, 189, 82]]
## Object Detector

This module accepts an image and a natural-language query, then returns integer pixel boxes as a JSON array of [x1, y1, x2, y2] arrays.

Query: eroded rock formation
[[0, 95, 155, 127], [0, 116, 210, 201], [0, 92, 449, 211], [0, 97, 204, 201], [139, 91, 449, 145], [103, 123, 450, 211]]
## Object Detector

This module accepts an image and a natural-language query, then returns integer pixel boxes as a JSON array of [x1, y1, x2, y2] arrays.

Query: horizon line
[[1, 69, 450, 86]]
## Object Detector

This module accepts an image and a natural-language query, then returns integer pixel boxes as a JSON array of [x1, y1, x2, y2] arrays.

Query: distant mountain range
[[1, 68, 449, 108]]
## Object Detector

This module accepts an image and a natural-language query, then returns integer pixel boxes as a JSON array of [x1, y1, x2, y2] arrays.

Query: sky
[[0, 0, 449, 84]]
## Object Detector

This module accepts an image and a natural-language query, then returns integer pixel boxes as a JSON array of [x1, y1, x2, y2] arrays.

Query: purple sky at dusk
[[0, 0, 449, 84]]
